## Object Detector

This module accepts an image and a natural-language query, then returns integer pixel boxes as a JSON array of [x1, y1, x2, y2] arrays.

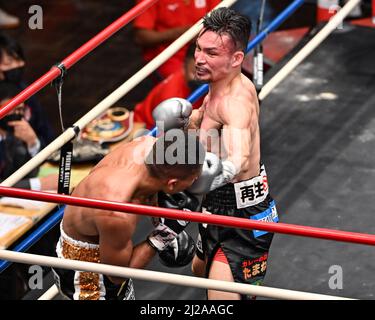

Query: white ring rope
[[0, 0, 238, 188], [37, 284, 59, 300], [258, 0, 361, 101], [0, 249, 354, 300]]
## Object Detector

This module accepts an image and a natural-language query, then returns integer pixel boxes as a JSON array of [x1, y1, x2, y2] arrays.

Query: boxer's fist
[[148, 192, 199, 251], [152, 97, 192, 131], [157, 191, 201, 212], [158, 231, 195, 268], [187, 152, 223, 195]]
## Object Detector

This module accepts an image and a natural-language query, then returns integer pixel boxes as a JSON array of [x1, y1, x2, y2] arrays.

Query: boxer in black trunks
[[153, 8, 278, 300]]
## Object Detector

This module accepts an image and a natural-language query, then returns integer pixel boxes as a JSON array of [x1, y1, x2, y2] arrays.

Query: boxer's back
[[62, 136, 155, 243]]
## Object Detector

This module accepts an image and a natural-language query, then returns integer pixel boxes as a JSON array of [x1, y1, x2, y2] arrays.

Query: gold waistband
[[61, 238, 100, 263]]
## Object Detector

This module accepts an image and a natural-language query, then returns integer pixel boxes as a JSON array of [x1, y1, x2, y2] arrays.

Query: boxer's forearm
[[128, 240, 157, 269], [221, 125, 251, 177], [188, 109, 204, 129]]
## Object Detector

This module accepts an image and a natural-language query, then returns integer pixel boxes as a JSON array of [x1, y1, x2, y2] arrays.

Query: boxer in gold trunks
[[52, 130, 205, 300]]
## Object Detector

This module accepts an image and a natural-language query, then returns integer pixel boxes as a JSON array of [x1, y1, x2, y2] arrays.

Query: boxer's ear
[[231, 51, 244, 68], [166, 178, 178, 192]]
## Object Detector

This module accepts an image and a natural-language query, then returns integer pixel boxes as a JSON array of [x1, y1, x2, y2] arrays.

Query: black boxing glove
[[148, 191, 200, 251], [158, 230, 196, 268], [157, 191, 201, 212]]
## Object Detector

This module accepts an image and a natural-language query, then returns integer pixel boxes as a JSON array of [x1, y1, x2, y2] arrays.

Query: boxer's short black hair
[[146, 129, 205, 180], [202, 7, 251, 53]]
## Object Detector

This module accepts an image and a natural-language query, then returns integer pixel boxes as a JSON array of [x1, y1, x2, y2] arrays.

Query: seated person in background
[[52, 130, 205, 300], [0, 32, 55, 148], [133, 0, 221, 79], [134, 43, 204, 129], [0, 82, 57, 190]]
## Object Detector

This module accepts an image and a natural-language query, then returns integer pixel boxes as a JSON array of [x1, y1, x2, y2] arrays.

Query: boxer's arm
[[95, 184, 155, 284], [188, 96, 207, 129], [188, 107, 204, 129], [128, 240, 158, 268], [220, 97, 253, 178], [98, 215, 157, 284], [97, 214, 134, 284]]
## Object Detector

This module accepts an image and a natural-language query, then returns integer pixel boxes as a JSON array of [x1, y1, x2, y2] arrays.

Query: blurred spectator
[[0, 32, 55, 148], [0, 82, 57, 190], [134, 43, 204, 129], [0, 8, 19, 29], [133, 0, 220, 80]]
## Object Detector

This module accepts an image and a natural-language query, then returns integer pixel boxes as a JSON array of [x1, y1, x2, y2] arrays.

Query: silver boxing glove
[[187, 152, 223, 195], [209, 159, 237, 191], [152, 97, 192, 131]]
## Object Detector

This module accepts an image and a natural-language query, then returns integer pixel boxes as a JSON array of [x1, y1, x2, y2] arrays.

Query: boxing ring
[[0, 0, 370, 300]]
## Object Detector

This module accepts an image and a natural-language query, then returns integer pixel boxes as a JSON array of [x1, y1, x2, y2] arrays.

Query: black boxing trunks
[[51, 222, 135, 300], [197, 164, 278, 300]]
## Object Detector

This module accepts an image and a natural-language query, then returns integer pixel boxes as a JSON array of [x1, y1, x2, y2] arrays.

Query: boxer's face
[[195, 30, 237, 82]]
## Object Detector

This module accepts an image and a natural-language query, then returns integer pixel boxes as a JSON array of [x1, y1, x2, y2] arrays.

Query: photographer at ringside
[[0, 82, 57, 190]]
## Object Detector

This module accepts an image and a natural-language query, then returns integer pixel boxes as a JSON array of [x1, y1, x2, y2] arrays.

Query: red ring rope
[[0, 0, 159, 119], [0, 186, 375, 246]]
